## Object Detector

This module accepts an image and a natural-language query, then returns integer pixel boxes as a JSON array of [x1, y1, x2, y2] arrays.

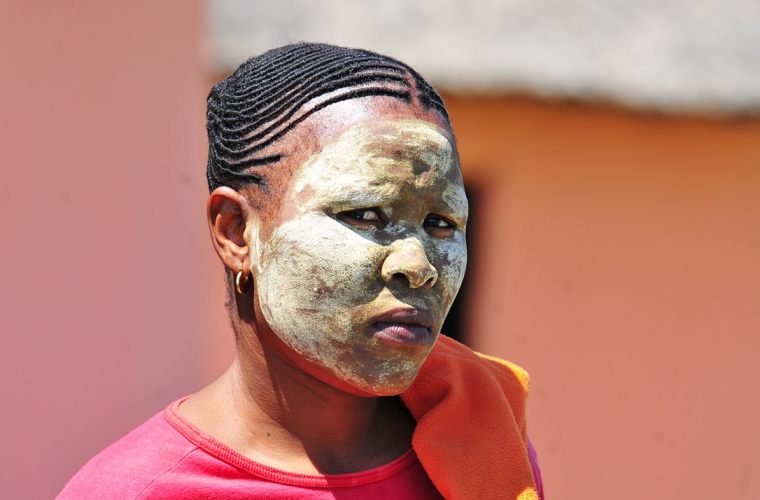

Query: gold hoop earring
[[235, 262, 251, 294]]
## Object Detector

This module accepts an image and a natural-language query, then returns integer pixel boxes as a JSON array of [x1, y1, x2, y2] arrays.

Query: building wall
[[447, 95, 760, 499], [0, 2, 212, 499], [2, 3, 758, 496]]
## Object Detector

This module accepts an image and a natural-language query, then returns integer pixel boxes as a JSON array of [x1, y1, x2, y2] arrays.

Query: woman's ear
[[207, 187, 251, 273]]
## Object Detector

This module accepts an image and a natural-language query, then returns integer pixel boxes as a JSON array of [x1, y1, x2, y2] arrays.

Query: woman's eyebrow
[[323, 188, 401, 208], [325, 180, 401, 199]]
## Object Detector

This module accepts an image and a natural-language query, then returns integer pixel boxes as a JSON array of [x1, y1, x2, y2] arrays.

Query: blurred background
[[1, 1, 759, 498]]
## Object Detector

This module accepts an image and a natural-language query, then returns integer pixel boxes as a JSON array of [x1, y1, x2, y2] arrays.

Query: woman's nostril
[[391, 272, 409, 285], [380, 238, 439, 289], [420, 274, 437, 290]]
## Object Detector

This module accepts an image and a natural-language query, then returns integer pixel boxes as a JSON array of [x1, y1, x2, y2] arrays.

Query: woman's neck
[[178, 327, 415, 475]]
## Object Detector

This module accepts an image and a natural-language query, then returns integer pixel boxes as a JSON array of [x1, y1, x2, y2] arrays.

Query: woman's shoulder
[[56, 401, 446, 500], [55, 406, 198, 499]]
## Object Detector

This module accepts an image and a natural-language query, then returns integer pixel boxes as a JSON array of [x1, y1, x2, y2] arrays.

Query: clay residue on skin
[[249, 119, 468, 395]]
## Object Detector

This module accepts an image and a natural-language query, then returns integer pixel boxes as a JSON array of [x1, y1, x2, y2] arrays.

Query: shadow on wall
[[439, 184, 480, 347]]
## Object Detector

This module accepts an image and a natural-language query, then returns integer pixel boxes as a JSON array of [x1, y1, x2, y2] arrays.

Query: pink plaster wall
[[0, 2, 228, 498]]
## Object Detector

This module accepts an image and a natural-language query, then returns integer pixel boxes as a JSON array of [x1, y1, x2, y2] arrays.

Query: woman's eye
[[426, 217, 451, 228], [339, 209, 384, 226], [355, 210, 382, 221], [424, 216, 456, 232]]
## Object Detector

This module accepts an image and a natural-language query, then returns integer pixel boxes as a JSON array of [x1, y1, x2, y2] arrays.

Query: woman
[[57, 43, 543, 500]]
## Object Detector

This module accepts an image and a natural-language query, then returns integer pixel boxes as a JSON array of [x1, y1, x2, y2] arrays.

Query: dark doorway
[[439, 184, 480, 347]]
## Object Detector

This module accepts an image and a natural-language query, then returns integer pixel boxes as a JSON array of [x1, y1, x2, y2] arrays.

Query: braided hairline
[[207, 85, 412, 191], [206, 43, 449, 193], [211, 71, 410, 156], [223, 54, 407, 112], [210, 81, 411, 162]]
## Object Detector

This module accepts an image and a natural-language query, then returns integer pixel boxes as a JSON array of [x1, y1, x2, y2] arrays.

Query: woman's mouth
[[370, 309, 434, 346]]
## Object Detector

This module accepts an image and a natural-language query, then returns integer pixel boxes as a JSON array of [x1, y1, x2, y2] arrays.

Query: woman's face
[[248, 116, 468, 396]]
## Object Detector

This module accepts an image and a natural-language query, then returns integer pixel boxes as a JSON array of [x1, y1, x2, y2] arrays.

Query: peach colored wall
[[3, 3, 758, 497], [446, 96, 760, 499], [0, 2, 218, 499]]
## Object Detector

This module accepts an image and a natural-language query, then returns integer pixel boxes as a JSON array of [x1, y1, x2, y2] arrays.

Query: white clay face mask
[[251, 119, 468, 395]]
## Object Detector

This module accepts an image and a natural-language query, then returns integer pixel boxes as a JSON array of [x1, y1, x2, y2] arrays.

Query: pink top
[[57, 398, 543, 499]]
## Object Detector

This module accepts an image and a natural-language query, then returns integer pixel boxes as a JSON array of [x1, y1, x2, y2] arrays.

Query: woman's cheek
[[434, 236, 468, 308], [255, 215, 385, 345]]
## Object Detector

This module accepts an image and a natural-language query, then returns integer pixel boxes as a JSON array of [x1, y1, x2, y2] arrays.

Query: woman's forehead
[[303, 96, 452, 148], [245, 98, 458, 228], [294, 119, 459, 190], [282, 118, 466, 222]]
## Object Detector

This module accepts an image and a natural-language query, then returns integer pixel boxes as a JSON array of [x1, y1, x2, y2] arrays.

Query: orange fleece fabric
[[400, 335, 538, 500]]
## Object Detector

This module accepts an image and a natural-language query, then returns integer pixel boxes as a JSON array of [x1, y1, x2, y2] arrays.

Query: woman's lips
[[370, 309, 434, 346], [373, 323, 430, 346]]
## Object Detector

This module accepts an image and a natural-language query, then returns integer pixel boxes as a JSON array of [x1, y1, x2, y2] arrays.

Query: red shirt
[[57, 399, 543, 499]]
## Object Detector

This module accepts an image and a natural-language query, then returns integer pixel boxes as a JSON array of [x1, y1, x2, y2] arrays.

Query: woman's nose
[[381, 237, 438, 289]]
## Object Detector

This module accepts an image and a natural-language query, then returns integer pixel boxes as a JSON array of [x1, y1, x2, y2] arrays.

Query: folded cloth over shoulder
[[400, 335, 539, 500]]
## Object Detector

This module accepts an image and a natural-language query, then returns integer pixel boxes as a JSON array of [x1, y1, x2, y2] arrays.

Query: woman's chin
[[343, 367, 422, 397]]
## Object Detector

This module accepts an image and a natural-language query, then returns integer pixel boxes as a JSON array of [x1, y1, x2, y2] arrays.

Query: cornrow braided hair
[[206, 43, 449, 193]]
